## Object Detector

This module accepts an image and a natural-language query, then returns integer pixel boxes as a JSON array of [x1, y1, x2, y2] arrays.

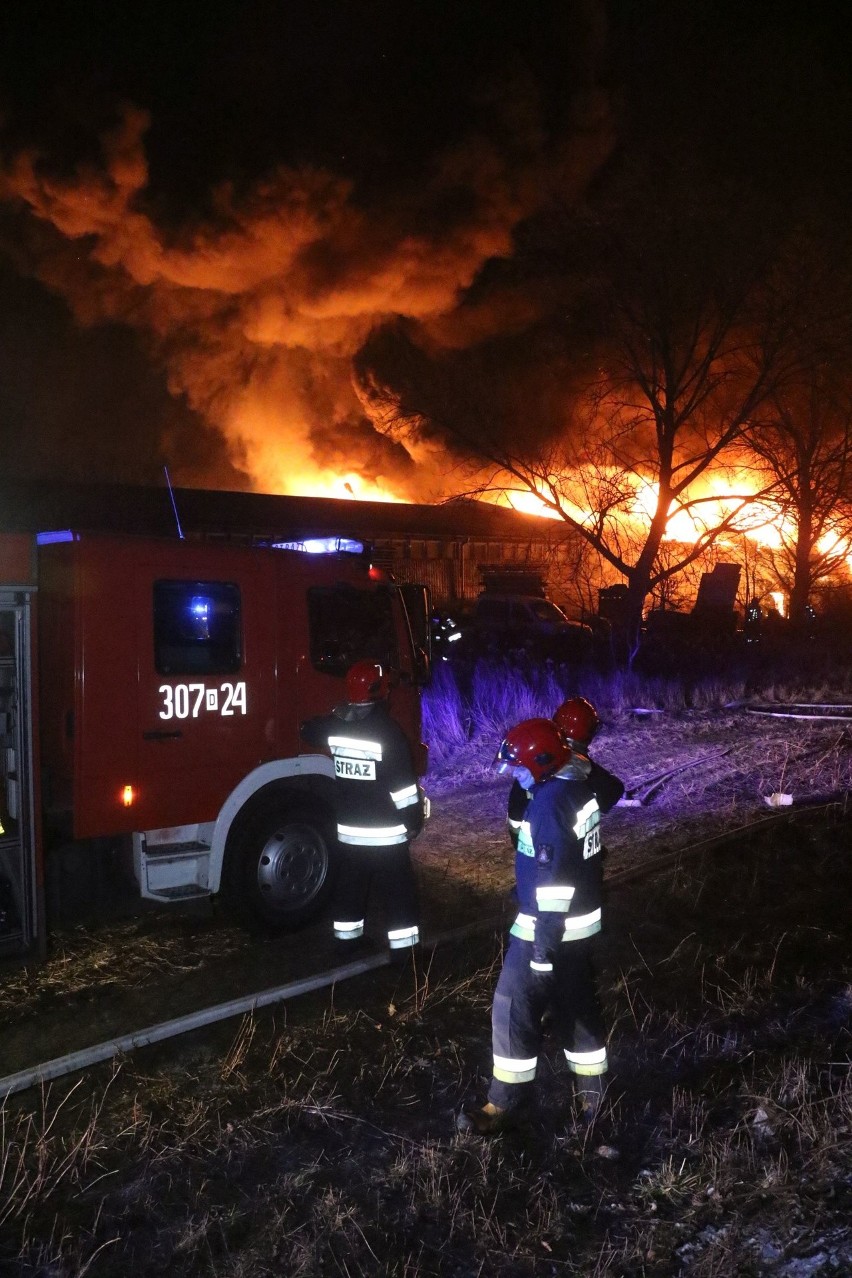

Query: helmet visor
[[494, 738, 517, 774]]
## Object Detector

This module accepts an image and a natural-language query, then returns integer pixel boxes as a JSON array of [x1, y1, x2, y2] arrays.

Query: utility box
[[693, 563, 741, 615]]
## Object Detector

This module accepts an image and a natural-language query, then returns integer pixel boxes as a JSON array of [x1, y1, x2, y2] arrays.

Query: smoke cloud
[[0, 55, 614, 499]]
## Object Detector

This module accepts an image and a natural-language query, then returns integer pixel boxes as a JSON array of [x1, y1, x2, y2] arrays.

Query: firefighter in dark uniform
[[504, 700, 624, 1102], [301, 660, 424, 955], [459, 717, 619, 1135], [554, 697, 624, 813], [506, 697, 623, 852]]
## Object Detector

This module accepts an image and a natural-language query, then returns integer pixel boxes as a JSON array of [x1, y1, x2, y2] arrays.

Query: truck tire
[[226, 803, 335, 931]]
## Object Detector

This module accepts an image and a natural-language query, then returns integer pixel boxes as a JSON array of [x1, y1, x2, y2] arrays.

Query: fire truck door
[[135, 566, 275, 831], [0, 591, 41, 957]]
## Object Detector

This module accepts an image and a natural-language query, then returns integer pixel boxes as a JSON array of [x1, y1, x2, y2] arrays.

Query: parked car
[[452, 594, 594, 664]]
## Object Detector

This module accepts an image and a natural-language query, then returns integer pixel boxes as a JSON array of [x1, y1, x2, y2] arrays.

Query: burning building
[[0, 480, 585, 612]]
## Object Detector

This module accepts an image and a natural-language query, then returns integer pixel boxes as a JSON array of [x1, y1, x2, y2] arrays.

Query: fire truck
[[0, 528, 431, 959]]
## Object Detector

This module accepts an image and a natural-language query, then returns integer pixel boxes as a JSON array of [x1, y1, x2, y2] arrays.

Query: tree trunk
[[789, 514, 814, 631]]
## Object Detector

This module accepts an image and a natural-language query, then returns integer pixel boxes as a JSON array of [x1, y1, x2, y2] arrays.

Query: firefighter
[[554, 697, 625, 814], [458, 717, 617, 1136], [507, 697, 623, 852], [301, 660, 424, 956]]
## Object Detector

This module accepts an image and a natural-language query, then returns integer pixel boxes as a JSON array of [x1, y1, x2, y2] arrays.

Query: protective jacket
[[507, 756, 623, 951], [488, 755, 627, 1099], [302, 699, 423, 949], [508, 758, 622, 845], [302, 700, 424, 847], [509, 760, 603, 956]]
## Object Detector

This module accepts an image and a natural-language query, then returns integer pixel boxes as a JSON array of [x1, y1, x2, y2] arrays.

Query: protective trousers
[[488, 935, 608, 1110], [331, 840, 420, 950]]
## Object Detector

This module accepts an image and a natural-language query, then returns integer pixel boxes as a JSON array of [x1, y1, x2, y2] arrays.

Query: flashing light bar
[[272, 537, 364, 555], [36, 530, 77, 545]]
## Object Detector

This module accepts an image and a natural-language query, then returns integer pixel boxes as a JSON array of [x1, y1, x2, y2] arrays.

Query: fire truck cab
[[0, 529, 430, 957]]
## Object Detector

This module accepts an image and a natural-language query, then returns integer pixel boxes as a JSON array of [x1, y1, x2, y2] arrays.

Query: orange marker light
[[121, 785, 135, 807]]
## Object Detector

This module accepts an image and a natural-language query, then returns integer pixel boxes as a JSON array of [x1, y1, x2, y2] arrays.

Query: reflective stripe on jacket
[[509, 908, 602, 943], [302, 700, 423, 844]]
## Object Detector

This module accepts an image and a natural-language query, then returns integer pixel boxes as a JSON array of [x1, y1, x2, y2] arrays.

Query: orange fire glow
[[487, 469, 852, 578], [4, 105, 852, 587], [0, 103, 614, 502], [632, 478, 787, 548], [492, 471, 782, 545], [502, 490, 562, 520], [230, 406, 407, 502]]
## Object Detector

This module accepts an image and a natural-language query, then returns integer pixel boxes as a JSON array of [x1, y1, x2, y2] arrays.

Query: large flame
[[493, 470, 782, 545], [631, 477, 785, 547], [489, 468, 852, 582]]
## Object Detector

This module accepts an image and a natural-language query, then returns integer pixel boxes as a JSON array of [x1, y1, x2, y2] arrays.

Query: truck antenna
[[163, 466, 185, 540]]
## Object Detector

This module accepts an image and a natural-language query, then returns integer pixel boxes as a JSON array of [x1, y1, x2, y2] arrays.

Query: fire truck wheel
[[228, 806, 334, 931]]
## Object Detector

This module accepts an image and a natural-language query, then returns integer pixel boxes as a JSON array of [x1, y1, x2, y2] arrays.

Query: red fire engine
[[0, 529, 430, 958]]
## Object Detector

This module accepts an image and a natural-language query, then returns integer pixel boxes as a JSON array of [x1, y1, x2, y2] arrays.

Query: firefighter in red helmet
[[301, 660, 424, 956], [507, 696, 622, 853], [459, 717, 618, 1135], [554, 696, 599, 748], [554, 696, 624, 812]]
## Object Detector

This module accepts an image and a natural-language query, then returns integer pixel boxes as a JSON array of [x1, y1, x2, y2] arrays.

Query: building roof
[[0, 480, 566, 546]]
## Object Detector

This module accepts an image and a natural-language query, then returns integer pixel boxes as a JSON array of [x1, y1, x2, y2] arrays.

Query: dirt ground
[[2, 704, 850, 1085]]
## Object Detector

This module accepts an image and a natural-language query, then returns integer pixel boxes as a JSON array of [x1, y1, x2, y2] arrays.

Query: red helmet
[[554, 697, 600, 747], [345, 660, 390, 704], [495, 718, 571, 784]]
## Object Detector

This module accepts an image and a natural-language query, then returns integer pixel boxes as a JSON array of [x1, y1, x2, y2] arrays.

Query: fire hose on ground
[[0, 918, 503, 1101], [616, 748, 732, 807]]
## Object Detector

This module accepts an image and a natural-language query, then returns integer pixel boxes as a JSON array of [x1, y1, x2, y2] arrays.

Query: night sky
[[1, 1, 851, 496]]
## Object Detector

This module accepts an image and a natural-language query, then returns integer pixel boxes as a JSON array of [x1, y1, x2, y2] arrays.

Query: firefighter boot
[[456, 1102, 514, 1136], [574, 1073, 607, 1126]]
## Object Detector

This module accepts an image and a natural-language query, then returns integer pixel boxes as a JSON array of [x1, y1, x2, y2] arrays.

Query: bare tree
[[747, 369, 852, 625], [741, 230, 852, 627], [356, 184, 788, 661]]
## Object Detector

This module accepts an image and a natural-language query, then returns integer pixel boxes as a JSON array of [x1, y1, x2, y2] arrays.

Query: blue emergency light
[[36, 530, 77, 545], [187, 595, 213, 639], [272, 537, 364, 555]]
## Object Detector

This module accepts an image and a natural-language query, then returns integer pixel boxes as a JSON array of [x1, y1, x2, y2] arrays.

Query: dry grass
[[2, 792, 850, 1276], [2, 666, 851, 1275]]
